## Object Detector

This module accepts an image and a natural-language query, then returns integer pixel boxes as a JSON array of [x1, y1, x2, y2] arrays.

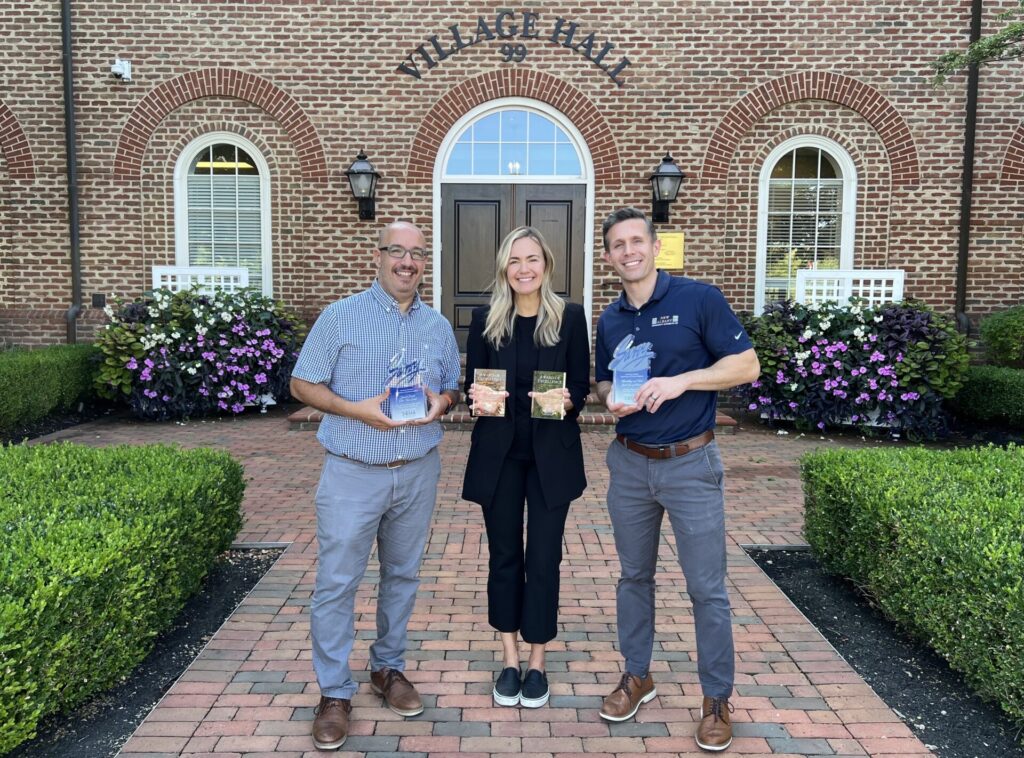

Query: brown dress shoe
[[311, 696, 351, 751], [370, 667, 424, 716], [599, 672, 656, 721], [696, 695, 734, 752]]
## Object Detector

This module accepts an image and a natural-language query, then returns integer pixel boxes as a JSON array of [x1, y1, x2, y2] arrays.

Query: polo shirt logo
[[651, 315, 679, 327]]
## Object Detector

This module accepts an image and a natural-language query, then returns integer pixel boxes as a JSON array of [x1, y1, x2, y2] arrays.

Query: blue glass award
[[386, 349, 427, 422], [609, 334, 655, 406]]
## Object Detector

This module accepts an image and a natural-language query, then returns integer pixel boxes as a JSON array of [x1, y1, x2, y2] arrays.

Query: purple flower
[[162, 395, 171, 402], [231, 403, 245, 413], [126, 357, 138, 370], [218, 400, 229, 410], [816, 422, 825, 430], [748, 403, 758, 410], [143, 389, 158, 398], [869, 351, 885, 363], [254, 372, 267, 384]]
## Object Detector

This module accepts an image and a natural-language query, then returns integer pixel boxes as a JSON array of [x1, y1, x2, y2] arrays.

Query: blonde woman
[[462, 226, 590, 708]]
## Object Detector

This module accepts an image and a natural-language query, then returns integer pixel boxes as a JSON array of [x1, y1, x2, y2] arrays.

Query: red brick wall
[[1, 0, 1022, 345]]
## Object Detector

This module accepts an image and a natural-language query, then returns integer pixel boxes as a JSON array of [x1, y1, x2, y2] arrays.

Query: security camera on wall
[[110, 58, 131, 81]]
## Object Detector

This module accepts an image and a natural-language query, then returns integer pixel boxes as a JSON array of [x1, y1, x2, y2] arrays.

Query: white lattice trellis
[[796, 269, 904, 307], [151, 266, 250, 295]]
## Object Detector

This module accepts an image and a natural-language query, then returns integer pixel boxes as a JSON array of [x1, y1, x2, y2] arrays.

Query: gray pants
[[606, 438, 734, 698], [312, 448, 440, 699]]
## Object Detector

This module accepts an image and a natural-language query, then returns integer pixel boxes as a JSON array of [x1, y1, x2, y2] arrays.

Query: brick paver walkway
[[44, 409, 932, 757]]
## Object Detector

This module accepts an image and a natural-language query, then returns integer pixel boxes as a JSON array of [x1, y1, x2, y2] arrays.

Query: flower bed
[[95, 288, 306, 420], [737, 299, 969, 439]]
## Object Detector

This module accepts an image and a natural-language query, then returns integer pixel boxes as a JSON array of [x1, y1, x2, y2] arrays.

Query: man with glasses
[[290, 221, 461, 751]]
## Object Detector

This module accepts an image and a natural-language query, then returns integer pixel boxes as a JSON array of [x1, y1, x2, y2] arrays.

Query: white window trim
[[754, 135, 857, 314], [173, 132, 273, 296], [432, 97, 595, 331]]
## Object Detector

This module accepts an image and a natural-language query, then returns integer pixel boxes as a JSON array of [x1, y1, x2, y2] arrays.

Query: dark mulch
[[7, 548, 283, 758], [749, 548, 1024, 758], [0, 402, 119, 446]]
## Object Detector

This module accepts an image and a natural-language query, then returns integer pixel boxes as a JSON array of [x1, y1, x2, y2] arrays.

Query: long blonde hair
[[483, 226, 566, 348]]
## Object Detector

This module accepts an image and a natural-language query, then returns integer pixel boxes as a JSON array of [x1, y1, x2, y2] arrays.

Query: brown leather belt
[[336, 454, 412, 469], [616, 429, 715, 460]]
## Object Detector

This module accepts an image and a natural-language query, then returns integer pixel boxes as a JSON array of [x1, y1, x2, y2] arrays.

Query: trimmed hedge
[[0, 345, 99, 434], [0, 443, 244, 753], [950, 364, 1024, 429], [979, 305, 1024, 367], [802, 446, 1024, 730]]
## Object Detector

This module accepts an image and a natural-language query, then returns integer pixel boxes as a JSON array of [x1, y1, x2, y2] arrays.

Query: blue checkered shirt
[[291, 279, 461, 465]]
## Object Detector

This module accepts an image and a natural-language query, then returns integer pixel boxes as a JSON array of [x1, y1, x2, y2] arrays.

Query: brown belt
[[336, 453, 413, 469], [616, 429, 715, 460]]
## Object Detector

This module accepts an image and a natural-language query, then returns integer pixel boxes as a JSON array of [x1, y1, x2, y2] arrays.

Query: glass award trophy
[[609, 334, 656, 406], [472, 368, 507, 417], [385, 349, 427, 422], [531, 370, 567, 420]]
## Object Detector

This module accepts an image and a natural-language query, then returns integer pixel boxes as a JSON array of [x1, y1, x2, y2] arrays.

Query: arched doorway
[[432, 98, 594, 349]]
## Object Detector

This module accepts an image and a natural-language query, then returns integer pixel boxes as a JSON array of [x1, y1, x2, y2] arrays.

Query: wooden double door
[[440, 183, 586, 350]]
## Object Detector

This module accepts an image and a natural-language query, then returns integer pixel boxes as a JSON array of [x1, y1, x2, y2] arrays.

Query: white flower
[[853, 327, 865, 339], [195, 325, 207, 336], [186, 366, 198, 375], [819, 320, 831, 331], [802, 329, 814, 339], [795, 350, 810, 361], [148, 307, 160, 318], [103, 305, 114, 318], [874, 315, 883, 323], [790, 383, 798, 391], [171, 331, 181, 339], [221, 311, 232, 322]]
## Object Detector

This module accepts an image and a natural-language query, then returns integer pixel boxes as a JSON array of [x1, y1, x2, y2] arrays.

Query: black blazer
[[461, 302, 590, 509]]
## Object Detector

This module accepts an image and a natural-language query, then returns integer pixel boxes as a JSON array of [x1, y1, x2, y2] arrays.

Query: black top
[[510, 315, 539, 460]]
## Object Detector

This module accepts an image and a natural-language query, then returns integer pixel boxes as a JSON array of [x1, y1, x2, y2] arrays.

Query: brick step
[[287, 403, 737, 432]]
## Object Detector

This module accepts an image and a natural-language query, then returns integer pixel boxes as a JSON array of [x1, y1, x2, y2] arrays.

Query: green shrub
[[950, 365, 1024, 428], [979, 305, 1024, 366], [0, 345, 99, 433], [0, 443, 244, 753], [802, 446, 1024, 730]]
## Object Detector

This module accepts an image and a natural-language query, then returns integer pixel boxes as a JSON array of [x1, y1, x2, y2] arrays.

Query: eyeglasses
[[379, 245, 427, 261]]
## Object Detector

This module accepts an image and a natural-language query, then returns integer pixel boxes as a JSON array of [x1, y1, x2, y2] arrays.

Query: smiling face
[[602, 217, 660, 286], [505, 236, 546, 299], [373, 222, 426, 305]]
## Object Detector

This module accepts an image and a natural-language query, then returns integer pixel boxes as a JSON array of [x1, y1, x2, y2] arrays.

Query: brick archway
[[406, 70, 620, 185], [113, 68, 327, 183], [1000, 123, 1024, 186], [702, 72, 919, 189], [0, 100, 34, 180]]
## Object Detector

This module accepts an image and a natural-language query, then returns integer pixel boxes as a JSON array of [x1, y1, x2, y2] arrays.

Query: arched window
[[755, 136, 856, 312], [444, 108, 583, 178], [174, 133, 272, 294]]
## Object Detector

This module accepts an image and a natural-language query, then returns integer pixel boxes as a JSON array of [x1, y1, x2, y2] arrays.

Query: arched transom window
[[174, 133, 272, 294], [756, 136, 856, 312], [444, 108, 583, 178]]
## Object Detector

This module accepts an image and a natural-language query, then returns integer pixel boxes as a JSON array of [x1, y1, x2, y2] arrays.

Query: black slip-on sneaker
[[492, 666, 521, 707], [519, 668, 549, 708]]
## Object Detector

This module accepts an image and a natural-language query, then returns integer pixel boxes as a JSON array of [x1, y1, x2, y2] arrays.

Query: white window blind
[[185, 142, 266, 293], [763, 146, 846, 305]]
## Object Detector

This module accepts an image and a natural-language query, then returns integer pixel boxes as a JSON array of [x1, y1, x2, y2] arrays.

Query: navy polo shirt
[[595, 271, 753, 445]]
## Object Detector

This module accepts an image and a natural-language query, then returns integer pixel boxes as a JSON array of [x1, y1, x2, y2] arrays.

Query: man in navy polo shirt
[[594, 208, 759, 752]]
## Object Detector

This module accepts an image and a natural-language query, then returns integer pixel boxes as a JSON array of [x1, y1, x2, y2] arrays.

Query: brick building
[[0, 1, 1021, 346]]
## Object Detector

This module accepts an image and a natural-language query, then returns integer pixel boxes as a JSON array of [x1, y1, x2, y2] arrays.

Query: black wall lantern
[[345, 151, 380, 220], [649, 153, 684, 223]]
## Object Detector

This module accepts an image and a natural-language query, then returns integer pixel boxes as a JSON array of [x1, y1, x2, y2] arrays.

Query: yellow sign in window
[[655, 232, 684, 271]]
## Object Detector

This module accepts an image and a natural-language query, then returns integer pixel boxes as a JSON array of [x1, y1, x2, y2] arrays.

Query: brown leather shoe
[[370, 667, 424, 716], [696, 695, 734, 752], [311, 696, 351, 751], [599, 672, 656, 721]]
